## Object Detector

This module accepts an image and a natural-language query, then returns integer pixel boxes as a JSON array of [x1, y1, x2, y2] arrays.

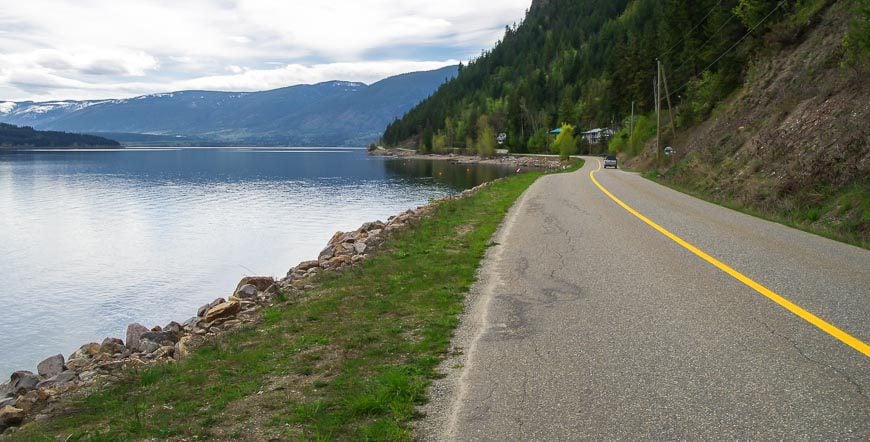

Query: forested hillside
[[383, 0, 850, 154], [0, 123, 120, 148]]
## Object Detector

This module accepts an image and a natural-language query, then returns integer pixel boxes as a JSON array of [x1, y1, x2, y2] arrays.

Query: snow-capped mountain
[[0, 66, 457, 146]]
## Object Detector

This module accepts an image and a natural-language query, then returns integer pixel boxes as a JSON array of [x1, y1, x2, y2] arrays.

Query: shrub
[[552, 123, 577, 160]]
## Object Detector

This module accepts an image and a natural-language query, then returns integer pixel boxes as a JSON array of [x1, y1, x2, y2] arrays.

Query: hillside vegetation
[[0, 123, 120, 148], [383, 0, 867, 245]]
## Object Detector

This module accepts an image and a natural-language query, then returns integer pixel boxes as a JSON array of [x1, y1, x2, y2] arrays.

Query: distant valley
[[0, 65, 457, 147]]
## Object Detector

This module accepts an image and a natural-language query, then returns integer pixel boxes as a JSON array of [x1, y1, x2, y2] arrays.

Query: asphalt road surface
[[438, 158, 869, 440]]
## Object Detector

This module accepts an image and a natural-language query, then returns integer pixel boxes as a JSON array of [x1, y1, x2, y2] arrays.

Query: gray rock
[[139, 339, 161, 354], [140, 330, 179, 345], [164, 321, 183, 334], [125, 323, 150, 352], [235, 284, 258, 299], [354, 242, 367, 254], [297, 260, 320, 272], [8, 371, 39, 396], [79, 371, 97, 381], [36, 371, 77, 389], [234, 276, 275, 292], [0, 398, 14, 409], [318, 245, 335, 260], [37, 354, 65, 379]]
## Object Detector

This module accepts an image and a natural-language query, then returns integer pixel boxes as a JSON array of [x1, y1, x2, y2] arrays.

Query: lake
[[0, 147, 512, 376]]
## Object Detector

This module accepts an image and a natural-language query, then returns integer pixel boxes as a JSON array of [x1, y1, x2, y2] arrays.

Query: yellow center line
[[589, 160, 870, 357]]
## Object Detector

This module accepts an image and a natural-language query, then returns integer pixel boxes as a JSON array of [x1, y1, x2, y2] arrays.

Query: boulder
[[8, 371, 40, 396], [164, 321, 183, 334], [202, 301, 241, 323], [174, 336, 193, 360], [328, 231, 344, 245], [15, 390, 39, 413], [197, 298, 225, 318], [36, 371, 77, 389], [318, 245, 335, 260], [329, 255, 353, 268], [125, 323, 150, 351], [0, 405, 24, 428], [37, 354, 64, 379], [353, 242, 367, 254], [296, 260, 320, 272], [0, 398, 14, 409], [235, 284, 258, 299], [234, 276, 275, 293], [99, 337, 125, 355], [139, 339, 161, 354], [140, 330, 179, 346]]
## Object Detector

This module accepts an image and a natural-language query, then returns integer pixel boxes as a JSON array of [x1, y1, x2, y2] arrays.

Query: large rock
[[197, 298, 225, 317], [140, 330, 179, 346], [235, 284, 258, 299], [353, 242, 367, 254], [0, 405, 24, 428], [234, 276, 275, 293], [125, 323, 150, 352], [66, 343, 101, 371], [318, 245, 335, 260], [174, 336, 193, 360], [36, 371, 77, 389], [202, 301, 241, 323], [37, 354, 64, 379], [296, 260, 320, 272], [4, 371, 39, 397], [99, 337, 126, 355]]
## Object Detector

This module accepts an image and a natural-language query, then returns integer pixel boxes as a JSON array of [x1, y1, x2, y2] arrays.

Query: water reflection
[[0, 148, 513, 375]]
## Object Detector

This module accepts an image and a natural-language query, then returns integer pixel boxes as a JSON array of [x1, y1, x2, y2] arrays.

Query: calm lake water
[[0, 147, 512, 376]]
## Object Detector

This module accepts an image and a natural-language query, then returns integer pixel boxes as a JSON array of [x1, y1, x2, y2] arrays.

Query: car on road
[[603, 155, 618, 169]]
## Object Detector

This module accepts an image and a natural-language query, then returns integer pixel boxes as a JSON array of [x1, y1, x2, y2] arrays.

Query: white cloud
[[0, 0, 531, 101]]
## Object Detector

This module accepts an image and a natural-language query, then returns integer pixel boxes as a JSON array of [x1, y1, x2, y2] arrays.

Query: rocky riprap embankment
[[0, 180, 498, 435]]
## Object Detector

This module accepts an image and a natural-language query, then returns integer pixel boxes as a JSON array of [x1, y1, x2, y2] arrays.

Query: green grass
[[10, 160, 581, 441], [645, 171, 869, 250]]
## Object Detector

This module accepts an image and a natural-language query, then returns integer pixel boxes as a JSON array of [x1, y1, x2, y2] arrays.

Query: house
[[581, 128, 614, 144]]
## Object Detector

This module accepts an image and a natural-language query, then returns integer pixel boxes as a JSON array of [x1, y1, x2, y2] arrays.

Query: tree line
[[382, 0, 832, 154], [0, 123, 121, 148]]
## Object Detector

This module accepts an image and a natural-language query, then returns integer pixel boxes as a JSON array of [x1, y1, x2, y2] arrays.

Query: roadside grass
[[10, 160, 581, 441], [643, 170, 869, 250]]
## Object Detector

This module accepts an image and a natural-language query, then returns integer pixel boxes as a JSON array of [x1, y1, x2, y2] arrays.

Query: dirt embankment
[[629, 1, 869, 246]]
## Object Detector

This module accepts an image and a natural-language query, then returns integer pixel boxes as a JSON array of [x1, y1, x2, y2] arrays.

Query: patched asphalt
[[429, 158, 869, 440]]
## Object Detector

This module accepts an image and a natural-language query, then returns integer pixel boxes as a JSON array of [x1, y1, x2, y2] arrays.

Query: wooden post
[[630, 100, 634, 139]]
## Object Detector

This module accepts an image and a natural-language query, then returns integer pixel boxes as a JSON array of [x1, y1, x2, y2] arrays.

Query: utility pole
[[656, 59, 661, 164], [630, 101, 634, 139]]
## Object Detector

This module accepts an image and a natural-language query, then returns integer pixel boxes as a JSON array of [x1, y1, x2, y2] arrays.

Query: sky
[[0, 0, 532, 102]]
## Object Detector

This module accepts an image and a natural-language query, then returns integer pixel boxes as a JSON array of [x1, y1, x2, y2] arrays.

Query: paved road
[[441, 158, 869, 439]]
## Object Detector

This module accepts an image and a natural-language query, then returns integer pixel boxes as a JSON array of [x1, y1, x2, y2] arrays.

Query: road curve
[[430, 158, 869, 440]]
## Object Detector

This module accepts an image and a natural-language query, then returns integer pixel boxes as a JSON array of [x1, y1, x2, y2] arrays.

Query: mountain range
[[0, 65, 458, 146]]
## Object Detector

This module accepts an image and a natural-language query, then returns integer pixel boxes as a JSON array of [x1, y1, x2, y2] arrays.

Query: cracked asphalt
[[435, 158, 869, 440]]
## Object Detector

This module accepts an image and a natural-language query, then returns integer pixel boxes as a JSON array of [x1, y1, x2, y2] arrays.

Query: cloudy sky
[[0, 0, 531, 102]]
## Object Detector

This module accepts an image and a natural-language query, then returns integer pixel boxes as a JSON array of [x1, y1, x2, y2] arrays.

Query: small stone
[[235, 284, 258, 299], [0, 405, 24, 428], [125, 323, 150, 352], [14, 390, 38, 413], [203, 301, 241, 323], [37, 354, 65, 379], [152, 346, 174, 360], [78, 371, 98, 381]]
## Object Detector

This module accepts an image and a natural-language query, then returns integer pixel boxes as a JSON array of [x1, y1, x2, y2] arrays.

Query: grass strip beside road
[[12, 161, 579, 441]]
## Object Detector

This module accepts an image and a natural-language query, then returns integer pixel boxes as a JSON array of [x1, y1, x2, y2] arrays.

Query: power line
[[671, 11, 740, 76], [667, 0, 787, 100], [659, 0, 725, 59]]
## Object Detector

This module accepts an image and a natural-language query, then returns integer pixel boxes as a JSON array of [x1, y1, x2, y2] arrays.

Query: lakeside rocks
[[0, 178, 502, 435]]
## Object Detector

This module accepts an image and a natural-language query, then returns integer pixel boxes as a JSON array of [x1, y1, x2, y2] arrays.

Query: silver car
[[603, 155, 618, 169]]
